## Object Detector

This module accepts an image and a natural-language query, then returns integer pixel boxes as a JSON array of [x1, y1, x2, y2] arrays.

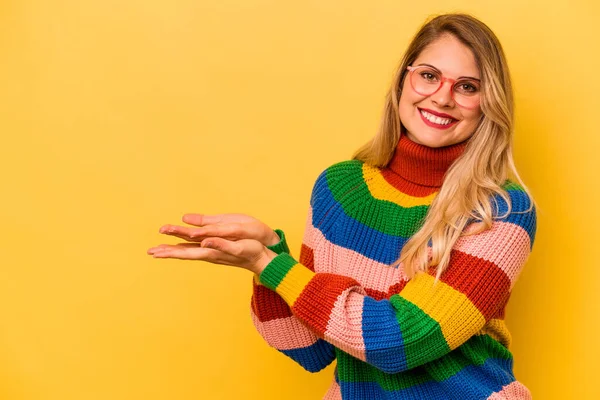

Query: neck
[[386, 134, 468, 188]]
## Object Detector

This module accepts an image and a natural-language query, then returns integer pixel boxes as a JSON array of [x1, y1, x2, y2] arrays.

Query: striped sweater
[[250, 134, 536, 399]]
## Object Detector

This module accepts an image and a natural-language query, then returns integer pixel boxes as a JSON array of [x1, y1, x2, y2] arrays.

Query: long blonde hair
[[352, 13, 535, 280]]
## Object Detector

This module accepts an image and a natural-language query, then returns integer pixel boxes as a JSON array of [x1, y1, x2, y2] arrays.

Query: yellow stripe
[[400, 273, 485, 349], [362, 164, 437, 207], [275, 263, 316, 306]]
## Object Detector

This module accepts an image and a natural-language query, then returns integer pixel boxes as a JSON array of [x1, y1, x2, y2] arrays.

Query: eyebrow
[[417, 63, 481, 81]]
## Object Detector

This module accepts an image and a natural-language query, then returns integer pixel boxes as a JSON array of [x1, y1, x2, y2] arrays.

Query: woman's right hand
[[158, 213, 281, 247]]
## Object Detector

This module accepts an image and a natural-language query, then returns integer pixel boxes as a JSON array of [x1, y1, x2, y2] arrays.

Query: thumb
[[183, 213, 222, 227]]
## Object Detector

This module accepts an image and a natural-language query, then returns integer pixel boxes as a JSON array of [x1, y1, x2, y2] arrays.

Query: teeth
[[420, 110, 454, 125]]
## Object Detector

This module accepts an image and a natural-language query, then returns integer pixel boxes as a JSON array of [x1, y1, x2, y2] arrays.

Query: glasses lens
[[410, 67, 441, 96], [453, 80, 481, 109]]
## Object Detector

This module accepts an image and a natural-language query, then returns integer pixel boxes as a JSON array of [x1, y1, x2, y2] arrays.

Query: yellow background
[[1, 1, 597, 399]]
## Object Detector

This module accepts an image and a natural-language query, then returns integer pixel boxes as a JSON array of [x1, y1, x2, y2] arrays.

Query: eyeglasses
[[405, 65, 481, 110]]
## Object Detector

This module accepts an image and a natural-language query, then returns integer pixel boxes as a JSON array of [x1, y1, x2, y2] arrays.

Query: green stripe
[[266, 229, 290, 254], [336, 349, 431, 389], [258, 252, 297, 291], [325, 161, 432, 237], [423, 334, 513, 382], [502, 180, 524, 192], [335, 334, 513, 391], [391, 296, 451, 370]]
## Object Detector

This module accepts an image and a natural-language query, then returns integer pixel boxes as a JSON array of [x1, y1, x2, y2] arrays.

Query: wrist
[[254, 248, 277, 275]]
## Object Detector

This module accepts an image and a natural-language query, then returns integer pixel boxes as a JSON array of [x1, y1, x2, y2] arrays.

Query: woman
[[148, 13, 537, 400]]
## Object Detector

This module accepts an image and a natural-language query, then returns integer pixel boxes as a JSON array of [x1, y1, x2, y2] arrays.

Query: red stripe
[[380, 169, 439, 197], [299, 244, 315, 271], [364, 280, 408, 301], [439, 250, 511, 320], [251, 280, 293, 322], [292, 273, 358, 336], [495, 306, 507, 319]]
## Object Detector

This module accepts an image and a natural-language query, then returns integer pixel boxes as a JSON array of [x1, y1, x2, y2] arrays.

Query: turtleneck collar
[[385, 134, 469, 188]]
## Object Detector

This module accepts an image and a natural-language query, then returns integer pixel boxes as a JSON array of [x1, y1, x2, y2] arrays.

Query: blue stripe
[[310, 174, 408, 264], [340, 380, 447, 400], [280, 339, 336, 373], [438, 356, 516, 398], [362, 296, 407, 373], [493, 190, 537, 247]]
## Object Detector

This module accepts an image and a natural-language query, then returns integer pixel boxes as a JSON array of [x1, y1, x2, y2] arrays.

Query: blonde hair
[[352, 13, 536, 280]]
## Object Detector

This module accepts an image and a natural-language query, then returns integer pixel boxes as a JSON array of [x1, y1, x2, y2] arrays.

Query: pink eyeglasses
[[405, 65, 481, 109]]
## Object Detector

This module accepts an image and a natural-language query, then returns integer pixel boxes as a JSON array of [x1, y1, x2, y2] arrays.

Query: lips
[[418, 107, 458, 120], [418, 108, 459, 130]]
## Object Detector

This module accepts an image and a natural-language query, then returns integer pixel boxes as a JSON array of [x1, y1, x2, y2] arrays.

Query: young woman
[[148, 13, 537, 400]]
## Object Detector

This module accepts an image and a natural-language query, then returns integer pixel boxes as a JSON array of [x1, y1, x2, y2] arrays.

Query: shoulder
[[493, 179, 537, 244], [309, 159, 367, 203], [312, 159, 365, 189], [497, 180, 536, 214], [319, 159, 365, 178]]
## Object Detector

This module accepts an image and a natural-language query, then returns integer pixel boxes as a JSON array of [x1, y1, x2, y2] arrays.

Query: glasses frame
[[405, 66, 481, 110]]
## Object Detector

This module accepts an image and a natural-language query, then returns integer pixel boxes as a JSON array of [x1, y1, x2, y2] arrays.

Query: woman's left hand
[[147, 236, 277, 275]]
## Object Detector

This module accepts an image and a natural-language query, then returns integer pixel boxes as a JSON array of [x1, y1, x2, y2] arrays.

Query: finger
[[200, 237, 241, 256], [159, 225, 204, 242], [182, 213, 253, 226], [152, 246, 209, 260], [159, 223, 244, 242], [190, 223, 244, 240], [148, 242, 202, 254], [152, 244, 242, 266], [181, 214, 224, 227], [147, 244, 172, 254]]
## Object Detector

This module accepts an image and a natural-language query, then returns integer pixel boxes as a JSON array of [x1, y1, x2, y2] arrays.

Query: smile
[[419, 109, 458, 129]]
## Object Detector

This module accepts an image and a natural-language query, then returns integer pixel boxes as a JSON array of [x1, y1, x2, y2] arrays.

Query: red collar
[[386, 134, 468, 188]]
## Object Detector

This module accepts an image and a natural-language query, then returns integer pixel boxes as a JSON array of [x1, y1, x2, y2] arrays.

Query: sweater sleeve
[[258, 191, 537, 374], [250, 224, 336, 373]]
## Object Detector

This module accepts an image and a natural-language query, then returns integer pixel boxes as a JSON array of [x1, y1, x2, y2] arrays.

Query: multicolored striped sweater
[[250, 134, 536, 399]]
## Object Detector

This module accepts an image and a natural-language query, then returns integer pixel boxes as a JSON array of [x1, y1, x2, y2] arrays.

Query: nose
[[431, 80, 455, 107]]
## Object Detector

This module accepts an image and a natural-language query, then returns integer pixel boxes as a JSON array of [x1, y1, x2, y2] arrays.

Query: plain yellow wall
[[1, 1, 598, 399]]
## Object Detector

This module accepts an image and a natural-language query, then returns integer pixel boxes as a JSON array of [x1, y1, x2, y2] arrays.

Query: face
[[398, 34, 483, 148]]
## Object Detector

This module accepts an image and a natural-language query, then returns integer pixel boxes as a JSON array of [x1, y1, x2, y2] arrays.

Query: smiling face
[[398, 34, 483, 148]]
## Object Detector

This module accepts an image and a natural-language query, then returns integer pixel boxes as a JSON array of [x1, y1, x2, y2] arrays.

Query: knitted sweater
[[250, 134, 536, 400]]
